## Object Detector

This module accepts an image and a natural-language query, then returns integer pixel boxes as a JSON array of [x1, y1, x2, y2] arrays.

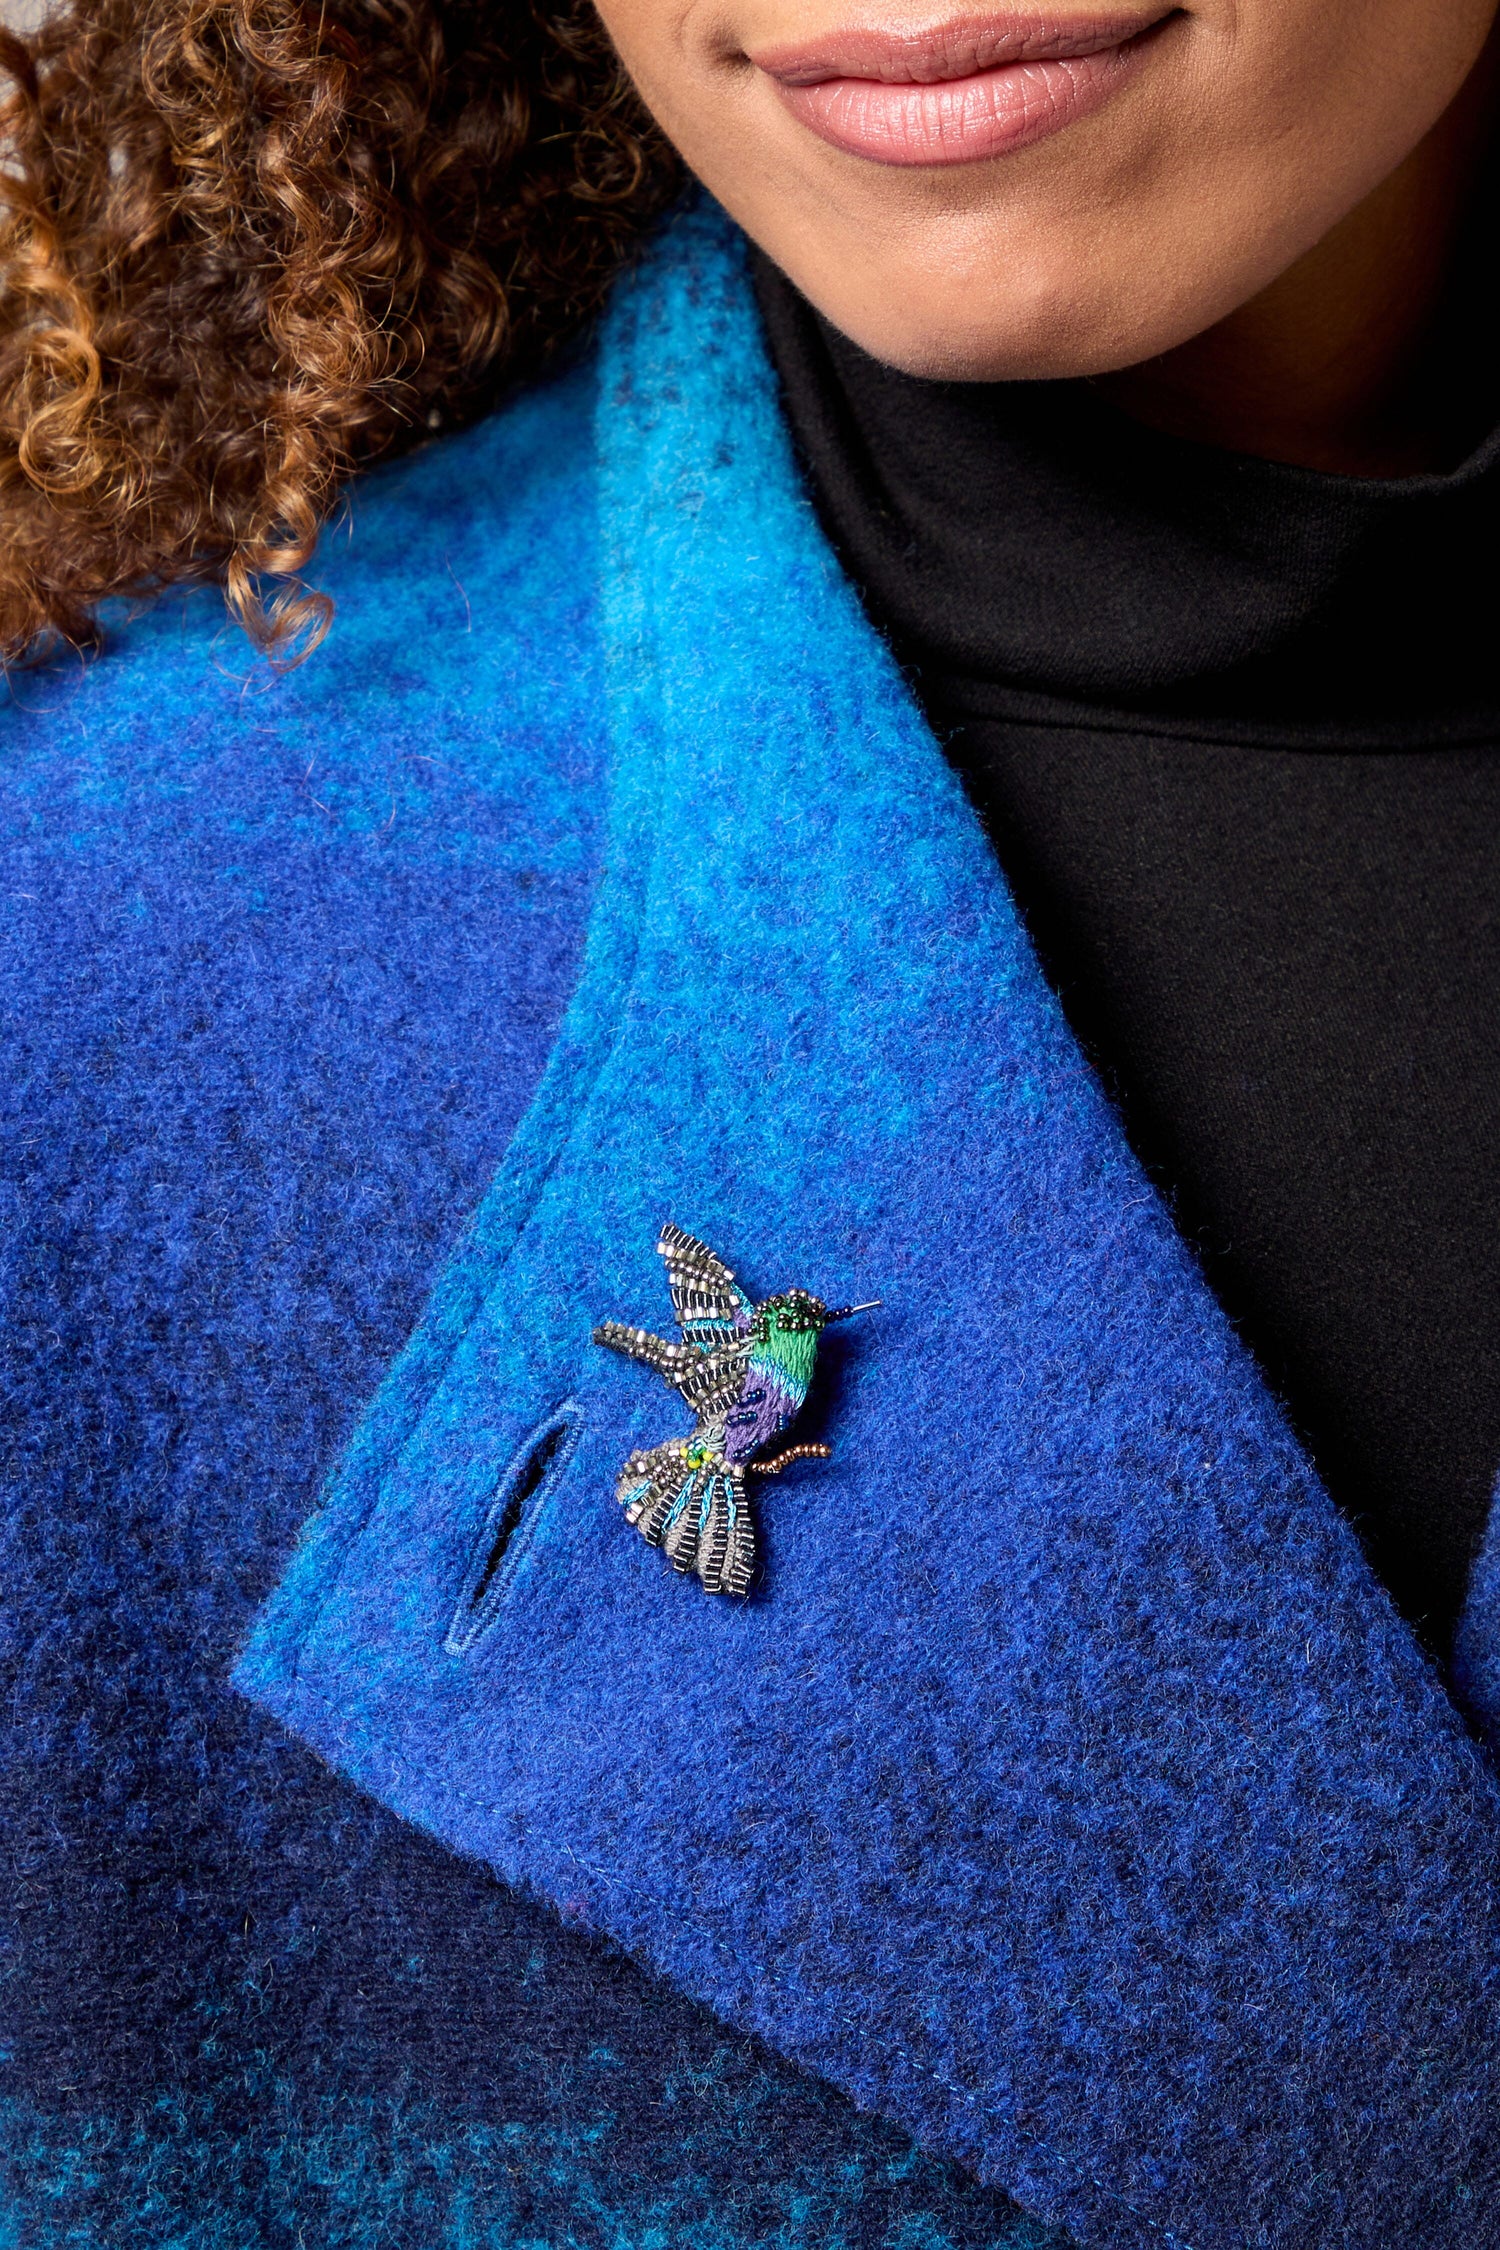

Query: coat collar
[[238, 199, 1500, 2250]]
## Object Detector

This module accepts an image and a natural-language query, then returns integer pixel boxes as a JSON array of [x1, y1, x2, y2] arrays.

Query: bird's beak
[[824, 1300, 882, 1323]]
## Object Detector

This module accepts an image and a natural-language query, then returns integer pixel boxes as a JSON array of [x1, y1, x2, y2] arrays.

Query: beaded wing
[[592, 1223, 877, 1596]]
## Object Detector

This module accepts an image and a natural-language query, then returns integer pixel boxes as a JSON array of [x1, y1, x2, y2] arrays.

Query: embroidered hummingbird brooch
[[592, 1223, 879, 1596]]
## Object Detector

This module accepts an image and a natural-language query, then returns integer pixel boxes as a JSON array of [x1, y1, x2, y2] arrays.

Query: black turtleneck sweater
[[754, 253, 1500, 1656]]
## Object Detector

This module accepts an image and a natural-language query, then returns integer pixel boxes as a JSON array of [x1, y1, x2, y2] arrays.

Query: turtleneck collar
[[753, 247, 1500, 746]]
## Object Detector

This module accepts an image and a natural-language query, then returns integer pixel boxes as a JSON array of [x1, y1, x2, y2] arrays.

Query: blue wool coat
[[7, 197, 1500, 2250]]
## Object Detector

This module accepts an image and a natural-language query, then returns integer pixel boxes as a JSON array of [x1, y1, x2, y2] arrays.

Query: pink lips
[[751, 11, 1174, 167]]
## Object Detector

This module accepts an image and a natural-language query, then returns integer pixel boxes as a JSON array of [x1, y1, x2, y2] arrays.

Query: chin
[[825, 311, 1125, 385], [776, 260, 1168, 386], [758, 205, 1310, 385]]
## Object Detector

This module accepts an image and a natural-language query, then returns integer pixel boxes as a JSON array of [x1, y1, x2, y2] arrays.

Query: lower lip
[[769, 42, 1148, 167]]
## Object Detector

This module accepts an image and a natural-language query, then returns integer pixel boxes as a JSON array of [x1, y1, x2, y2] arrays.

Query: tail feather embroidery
[[614, 1444, 755, 1597]]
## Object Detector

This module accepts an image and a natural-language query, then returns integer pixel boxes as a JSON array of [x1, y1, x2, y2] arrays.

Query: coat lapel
[[238, 200, 1500, 2250]]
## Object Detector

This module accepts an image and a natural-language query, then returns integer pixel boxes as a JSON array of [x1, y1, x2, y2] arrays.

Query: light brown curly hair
[[0, 1, 681, 665]]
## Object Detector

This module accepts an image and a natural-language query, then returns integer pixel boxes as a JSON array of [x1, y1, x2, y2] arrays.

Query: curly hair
[[0, 1, 682, 665]]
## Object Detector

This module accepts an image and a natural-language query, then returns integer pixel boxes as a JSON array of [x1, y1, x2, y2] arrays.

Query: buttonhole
[[445, 1404, 583, 1657]]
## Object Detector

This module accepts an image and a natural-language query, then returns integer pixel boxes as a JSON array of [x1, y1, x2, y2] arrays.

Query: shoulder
[[1, 346, 603, 781], [0, 349, 610, 1280], [311, 347, 602, 704], [0, 348, 608, 948]]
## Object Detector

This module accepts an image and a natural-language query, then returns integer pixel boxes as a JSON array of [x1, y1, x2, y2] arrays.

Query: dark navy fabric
[[0, 339, 1054, 2249], [237, 203, 1500, 2250]]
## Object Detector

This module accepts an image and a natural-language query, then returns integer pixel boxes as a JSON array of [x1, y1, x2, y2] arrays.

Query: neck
[[1098, 27, 1500, 477]]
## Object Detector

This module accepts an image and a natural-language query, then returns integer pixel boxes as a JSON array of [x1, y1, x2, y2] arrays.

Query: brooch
[[592, 1223, 879, 1595]]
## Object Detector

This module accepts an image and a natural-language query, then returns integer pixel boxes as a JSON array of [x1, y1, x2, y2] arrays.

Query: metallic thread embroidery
[[592, 1222, 879, 1596]]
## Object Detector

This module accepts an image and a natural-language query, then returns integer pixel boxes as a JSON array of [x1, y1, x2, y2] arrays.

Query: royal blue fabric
[[235, 200, 1500, 2250], [0, 331, 1055, 2248], [1454, 1477, 1500, 1751]]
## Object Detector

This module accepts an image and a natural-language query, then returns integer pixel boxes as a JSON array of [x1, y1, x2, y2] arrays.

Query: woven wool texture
[[237, 200, 1500, 2250], [0, 339, 1055, 2249]]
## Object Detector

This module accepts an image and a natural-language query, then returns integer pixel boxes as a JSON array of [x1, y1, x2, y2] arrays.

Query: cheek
[[592, 0, 1499, 380]]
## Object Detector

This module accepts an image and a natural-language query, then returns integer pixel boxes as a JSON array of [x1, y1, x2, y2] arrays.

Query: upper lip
[[748, 9, 1177, 84]]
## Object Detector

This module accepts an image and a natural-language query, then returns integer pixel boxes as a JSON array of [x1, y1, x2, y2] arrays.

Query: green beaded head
[[752, 1288, 832, 1342]]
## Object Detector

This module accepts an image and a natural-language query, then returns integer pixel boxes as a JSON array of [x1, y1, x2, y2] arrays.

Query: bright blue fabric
[[236, 202, 1500, 2250], [0, 331, 1053, 2248]]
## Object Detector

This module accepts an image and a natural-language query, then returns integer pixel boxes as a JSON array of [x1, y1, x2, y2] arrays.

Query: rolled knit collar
[[753, 248, 1500, 746]]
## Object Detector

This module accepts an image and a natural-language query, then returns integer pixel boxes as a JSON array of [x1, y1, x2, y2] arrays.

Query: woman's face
[[591, 0, 1500, 379]]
